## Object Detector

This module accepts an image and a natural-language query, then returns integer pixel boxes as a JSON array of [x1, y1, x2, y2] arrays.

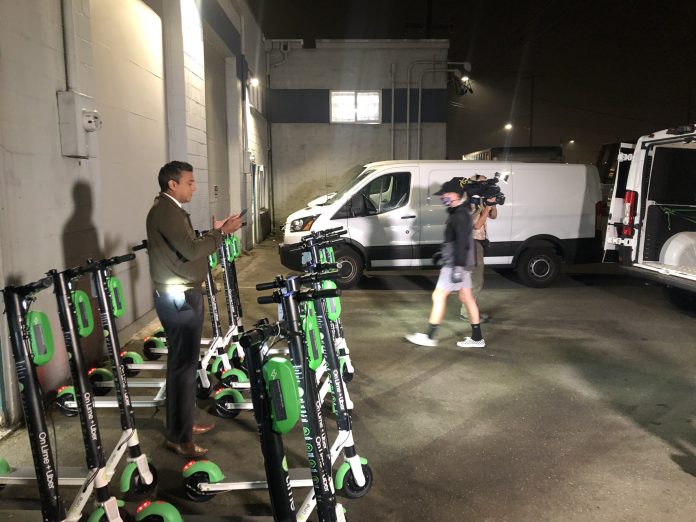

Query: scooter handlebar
[[257, 294, 279, 305], [298, 271, 340, 284], [239, 322, 284, 349], [256, 281, 279, 291], [102, 253, 136, 268], [17, 276, 53, 296]]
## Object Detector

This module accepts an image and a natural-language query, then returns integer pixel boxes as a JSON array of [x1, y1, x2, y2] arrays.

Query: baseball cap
[[434, 177, 466, 196]]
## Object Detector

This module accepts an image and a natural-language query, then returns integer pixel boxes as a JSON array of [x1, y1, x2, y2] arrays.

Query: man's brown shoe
[[165, 440, 208, 458], [192, 422, 215, 435]]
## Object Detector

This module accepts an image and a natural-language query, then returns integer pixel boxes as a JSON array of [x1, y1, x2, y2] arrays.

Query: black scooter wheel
[[213, 395, 241, 419], [92, 506, 134, 522], [123, 462, 158, 501], [184, 471, 216, 502], [338, 463, 374, 499], [121, 354, 140, 377], [89, 369, 113, 396], [56, 393, 79, 417], [143, 340, 162, 360]]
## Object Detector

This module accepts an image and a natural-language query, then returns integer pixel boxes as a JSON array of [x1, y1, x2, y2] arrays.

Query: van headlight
[[289, 215, 319, 232]]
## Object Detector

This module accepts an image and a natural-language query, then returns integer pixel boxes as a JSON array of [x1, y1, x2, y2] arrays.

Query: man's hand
[[451, 266, 465, 283], [221, 213, 243, 234], [212, 215, 228, 230]]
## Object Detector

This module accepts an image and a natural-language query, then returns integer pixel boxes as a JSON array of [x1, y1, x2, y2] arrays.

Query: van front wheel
[[516, 248, 560, 288], [335, 248, 364, 289]]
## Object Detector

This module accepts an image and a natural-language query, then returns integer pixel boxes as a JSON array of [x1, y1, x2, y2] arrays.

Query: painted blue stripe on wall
[[270, 90, 330, 123], [269, 88, 446, 124]]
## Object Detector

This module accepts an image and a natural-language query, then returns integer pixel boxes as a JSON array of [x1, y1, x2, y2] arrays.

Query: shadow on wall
[[61, 181, 119, 369]]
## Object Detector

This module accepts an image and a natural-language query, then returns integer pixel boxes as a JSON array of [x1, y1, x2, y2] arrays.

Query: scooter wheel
[[89, 506, 134, 522], [122, 361, 140, 378], [184, 471, 216, 502], [56, 393, 79, 417], [143, 340, 163, 361], [154, 328, 167, 338], [214, 394, 242, 419], [196, 375, 212, 399], [88, 368, 113, 396], [123, 462, 158, 502], [338, 463, 374, 499]]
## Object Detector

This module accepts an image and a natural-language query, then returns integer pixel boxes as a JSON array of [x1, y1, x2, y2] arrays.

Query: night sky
[[249, 0, 696, 163]]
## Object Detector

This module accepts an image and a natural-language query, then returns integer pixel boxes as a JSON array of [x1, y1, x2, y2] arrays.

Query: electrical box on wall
[[57, 91, 102, 158]]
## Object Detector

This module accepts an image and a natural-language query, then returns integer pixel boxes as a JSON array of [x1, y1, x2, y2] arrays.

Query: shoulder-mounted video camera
[[462, 172, 506, 206]]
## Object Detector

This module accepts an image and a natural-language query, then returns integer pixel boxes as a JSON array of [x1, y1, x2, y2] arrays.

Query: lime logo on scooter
[[26, 311, 54, 367]]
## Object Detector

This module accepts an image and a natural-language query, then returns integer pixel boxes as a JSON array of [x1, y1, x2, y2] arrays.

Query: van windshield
[[324, 168, 375, 204]]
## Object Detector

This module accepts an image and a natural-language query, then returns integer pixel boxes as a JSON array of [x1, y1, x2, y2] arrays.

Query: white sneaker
[[456, 337, 486, 348], [405, 333, 438, 347]]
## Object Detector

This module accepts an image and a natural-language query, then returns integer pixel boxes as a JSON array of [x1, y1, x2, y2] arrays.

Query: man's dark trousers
[[154, 288, 203, 443]]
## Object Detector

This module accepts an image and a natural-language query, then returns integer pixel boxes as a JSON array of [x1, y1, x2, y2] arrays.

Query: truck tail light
[[621, 190, 638, 238]]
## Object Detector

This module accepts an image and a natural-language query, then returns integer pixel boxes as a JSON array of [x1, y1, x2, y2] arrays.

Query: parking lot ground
[[2, 237, 696, 521]]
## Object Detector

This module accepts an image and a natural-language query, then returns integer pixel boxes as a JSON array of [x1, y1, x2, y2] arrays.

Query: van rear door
[[603, 143, 636, 261]]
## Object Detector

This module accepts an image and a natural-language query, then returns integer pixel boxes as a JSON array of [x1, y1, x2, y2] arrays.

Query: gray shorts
[[436, 266, 472, 291]]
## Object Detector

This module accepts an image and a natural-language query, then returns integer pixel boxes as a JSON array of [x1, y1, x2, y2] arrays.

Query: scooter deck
[[201, 467, 313, 492], [0, 465, 87, 486], [64, 396, 165, 409], [92, 378, 166, 389]]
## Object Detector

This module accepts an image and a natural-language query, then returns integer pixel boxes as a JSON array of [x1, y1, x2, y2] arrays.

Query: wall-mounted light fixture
[[248, 77, 259, 88], [504, 123, 513, 131]]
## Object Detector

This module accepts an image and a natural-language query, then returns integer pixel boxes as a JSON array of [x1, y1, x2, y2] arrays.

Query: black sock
[[427, 323, 439, 339], [471, 324, 482, 341]]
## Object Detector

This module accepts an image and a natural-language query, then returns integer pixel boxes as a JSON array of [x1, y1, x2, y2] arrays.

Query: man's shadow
[[62, 181, 120, 368]]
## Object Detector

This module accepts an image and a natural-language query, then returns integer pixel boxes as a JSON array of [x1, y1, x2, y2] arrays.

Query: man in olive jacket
[[146, 160, 242, 457]]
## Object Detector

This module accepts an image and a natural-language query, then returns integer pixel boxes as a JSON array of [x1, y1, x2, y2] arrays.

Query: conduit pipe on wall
[[61, 0, 78, 91], [417, 68, 458, 160], [406, 59, 470, 159], [390, 63, 396, 159]]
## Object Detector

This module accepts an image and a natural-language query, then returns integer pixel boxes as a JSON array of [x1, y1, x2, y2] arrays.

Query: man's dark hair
[[158, 161, 193, 192]]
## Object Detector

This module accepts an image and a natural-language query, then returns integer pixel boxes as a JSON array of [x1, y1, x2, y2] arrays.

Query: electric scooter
[[294, 231, 372, 501], [1, 277, 132, 521], [256, 273, 347, 522], [55, 255, 166, 414], [182, 321, 312, 517]]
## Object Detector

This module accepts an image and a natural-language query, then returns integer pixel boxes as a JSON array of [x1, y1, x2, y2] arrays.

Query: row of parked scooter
[[1, 227, 371, 521]]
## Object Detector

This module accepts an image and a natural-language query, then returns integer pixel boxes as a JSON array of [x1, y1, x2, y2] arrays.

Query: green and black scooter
[[1, 273, 150, 521], [294, 229, 372, 502]]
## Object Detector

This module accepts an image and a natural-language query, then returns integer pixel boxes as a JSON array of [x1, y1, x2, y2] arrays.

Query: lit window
[[331, 91, 381, 124]]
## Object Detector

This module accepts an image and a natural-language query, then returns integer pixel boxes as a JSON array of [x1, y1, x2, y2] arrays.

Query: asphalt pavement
[[1, 237, 696, 521]]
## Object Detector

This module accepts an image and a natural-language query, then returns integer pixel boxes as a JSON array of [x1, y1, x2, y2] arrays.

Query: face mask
[[441, 195, 456, 207]]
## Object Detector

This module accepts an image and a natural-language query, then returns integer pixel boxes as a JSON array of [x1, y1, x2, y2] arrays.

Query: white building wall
[[0, 0, 270, 427], [0, 0, 167, 424], [269, 40, 448, 226]]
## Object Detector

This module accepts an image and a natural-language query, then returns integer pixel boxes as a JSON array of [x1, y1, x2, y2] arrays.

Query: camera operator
[[461, 174, 497, 323], [405, 177, 486, 349]]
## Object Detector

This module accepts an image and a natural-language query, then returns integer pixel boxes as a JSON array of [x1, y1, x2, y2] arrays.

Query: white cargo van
[[280, 160, 603, 288], [603, 125, 696, 308]]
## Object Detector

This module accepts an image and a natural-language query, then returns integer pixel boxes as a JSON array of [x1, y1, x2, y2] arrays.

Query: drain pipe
[[406, 60, 470, 159], [61, 0, 77, 91], [390, 63, 396, 159], [417, 68, 458, 160]]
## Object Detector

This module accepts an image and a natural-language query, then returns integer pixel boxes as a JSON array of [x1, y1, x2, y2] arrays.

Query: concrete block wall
[[0, 0, 269, 427], [269, 40, 448, 227]]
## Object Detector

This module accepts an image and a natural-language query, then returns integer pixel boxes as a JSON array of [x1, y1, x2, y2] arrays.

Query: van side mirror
[[349, 193, 367, 217]]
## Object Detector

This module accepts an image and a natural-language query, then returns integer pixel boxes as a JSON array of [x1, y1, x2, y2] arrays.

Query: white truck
[[280, 160, 604, 288], [603, 125, 696, 309]]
